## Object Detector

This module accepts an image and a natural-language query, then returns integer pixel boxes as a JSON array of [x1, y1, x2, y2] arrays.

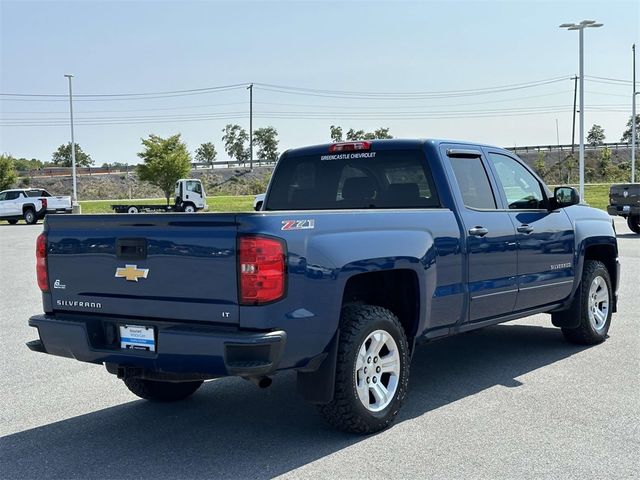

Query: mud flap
[[551, 284, 582, 329], [296, 331, 339, 404]]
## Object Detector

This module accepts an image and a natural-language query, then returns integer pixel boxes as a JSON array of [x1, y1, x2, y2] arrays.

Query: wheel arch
[[341, 269, 421, 349]]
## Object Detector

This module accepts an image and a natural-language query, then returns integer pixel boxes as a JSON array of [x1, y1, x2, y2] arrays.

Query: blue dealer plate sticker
[[119, 325, 155, 352]]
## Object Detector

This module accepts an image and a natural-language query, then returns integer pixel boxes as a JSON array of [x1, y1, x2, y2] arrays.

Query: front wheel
[[183, 204, 196, 213], [562, 260, 612, 345], [23, 209, 37, 225], [123, 378, 203, 402], [317, 304, 410, 434], [627, 215, 640, 234]]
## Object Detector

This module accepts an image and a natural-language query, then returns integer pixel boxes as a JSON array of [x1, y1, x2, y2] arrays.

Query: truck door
[[443, 146, 518, 322], [185, 180, 204, 207], [485, 151, 575, 311], [5, 191, 23, 215]]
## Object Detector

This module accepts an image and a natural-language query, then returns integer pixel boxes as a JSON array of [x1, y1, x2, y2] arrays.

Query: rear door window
[[265, 149, 439, 210], [449, 157, 497, 210]]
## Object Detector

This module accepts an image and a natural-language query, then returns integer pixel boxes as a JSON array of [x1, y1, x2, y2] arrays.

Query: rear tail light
[[36, 233, 48, 292], [328, 141, 371, 152], [238, 235, 286, 305], [41, 198, 47, 210]]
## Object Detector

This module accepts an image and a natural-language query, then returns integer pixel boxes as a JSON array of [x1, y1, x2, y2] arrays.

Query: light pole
[[64, 74, 80, 213], [560, 20, 603, 201], [632, 44, 637, 183]]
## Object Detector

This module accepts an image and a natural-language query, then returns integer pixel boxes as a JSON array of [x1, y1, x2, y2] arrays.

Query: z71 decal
[[281, 219, 315, 231]]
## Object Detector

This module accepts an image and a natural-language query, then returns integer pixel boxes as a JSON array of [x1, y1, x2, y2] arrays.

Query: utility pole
[[632, 44, 637, 183], [64, 74, 80, 213], [247, 83, 253, 170], [571, 75, 578, 154]]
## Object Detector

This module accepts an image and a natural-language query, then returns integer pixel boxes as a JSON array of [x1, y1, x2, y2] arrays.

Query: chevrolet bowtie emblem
[[115, 264, 149, 282]]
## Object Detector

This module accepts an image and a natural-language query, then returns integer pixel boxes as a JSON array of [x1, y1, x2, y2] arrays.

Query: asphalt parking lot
[[1, 217, 638, 479]]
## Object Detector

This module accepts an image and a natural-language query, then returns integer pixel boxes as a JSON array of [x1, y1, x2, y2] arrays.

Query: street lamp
[[632, 44, 637, 183], [64, 74, 80, 213], [560, 20, 603, 201]]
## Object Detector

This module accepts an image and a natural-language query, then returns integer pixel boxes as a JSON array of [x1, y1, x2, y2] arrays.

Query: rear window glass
[[26, 190, 46, 197], [265, 149, 440, 210]]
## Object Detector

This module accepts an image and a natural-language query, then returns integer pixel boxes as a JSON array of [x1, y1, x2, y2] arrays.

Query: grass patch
[[80, 195, 254, 214], [79, 184, 612, 214]]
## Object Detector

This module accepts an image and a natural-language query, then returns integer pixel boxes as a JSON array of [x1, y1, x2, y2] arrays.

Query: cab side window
[[186, 181, 202, 195], [488, 153, 545, 210], [449, 157, 497, 210]]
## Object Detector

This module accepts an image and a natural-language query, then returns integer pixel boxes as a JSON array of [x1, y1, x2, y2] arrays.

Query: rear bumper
[[607, 205, 640, 217], [28, 314, 286, 378], [46, 208, 73, 214]]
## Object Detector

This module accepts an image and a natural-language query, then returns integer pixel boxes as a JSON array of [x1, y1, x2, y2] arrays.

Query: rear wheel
[[123, 378, 203, 402], [627, 215, 640, 234], [7, 219, 18, 225], [127, 206, 139, 214], [562, 260, 612, 345], [317, 304, 410, 434], [23, 209, 37, 225]]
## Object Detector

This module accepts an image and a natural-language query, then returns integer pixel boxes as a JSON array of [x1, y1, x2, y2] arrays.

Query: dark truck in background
[[608, 183, 640, 233], [28, 139, 619, 433]]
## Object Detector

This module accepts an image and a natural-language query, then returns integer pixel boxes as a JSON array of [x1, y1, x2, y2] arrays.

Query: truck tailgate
[[45, 214, 239, 324]]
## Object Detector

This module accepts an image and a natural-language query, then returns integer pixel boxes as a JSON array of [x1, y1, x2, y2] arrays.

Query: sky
[[1, 0, 638, 165]]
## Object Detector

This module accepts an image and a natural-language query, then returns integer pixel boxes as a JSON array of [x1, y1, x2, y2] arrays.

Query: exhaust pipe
[[247, 376, 272, 389]]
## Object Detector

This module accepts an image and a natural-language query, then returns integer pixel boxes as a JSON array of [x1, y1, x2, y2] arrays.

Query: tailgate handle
[[117, 238, 147, 260]]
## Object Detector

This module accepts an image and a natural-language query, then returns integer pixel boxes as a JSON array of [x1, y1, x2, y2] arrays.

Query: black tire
[[123, 378, 203, 402], [627, 215, 640, 234], [7, 219, 18, 225], [23, 209, 37, 225], [127, 206, 139, 214], [317, 304, 410, 434], [562, 260, 613, 345], [183, 203, 196, 213]]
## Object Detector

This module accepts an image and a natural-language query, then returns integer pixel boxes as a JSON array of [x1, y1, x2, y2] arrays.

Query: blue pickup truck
[[28, 139, 619, 433]]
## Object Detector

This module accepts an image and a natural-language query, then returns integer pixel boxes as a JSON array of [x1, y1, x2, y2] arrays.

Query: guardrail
[[24, 159, 278, 177], [507, 142, 633, 154]]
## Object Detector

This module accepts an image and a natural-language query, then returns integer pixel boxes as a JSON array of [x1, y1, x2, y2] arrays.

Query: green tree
[[195, 142, 217, 165], [51, 143, 93, 167], [620, 114, 640, 143], [222, 124, 249, 163], [12, 157, 43, 171], [101, 162, 129, 169], [137, 134, 191, 205], [330, 125, 343, 142], [334, 126, 393, 141], [587, 124, 606, 146], [345, 128, 366, 141], [369, 127, 393, 139], [253, 126, 279, 162], [0, 154, 18, 190], [533, 151, 547, 180], [598, 146, 613, 180]]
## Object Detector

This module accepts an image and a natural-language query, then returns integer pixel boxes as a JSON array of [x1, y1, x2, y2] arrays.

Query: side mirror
[[553, 186, 580, 208]]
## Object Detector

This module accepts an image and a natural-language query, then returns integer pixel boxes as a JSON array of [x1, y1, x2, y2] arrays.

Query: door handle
[[517, 224, 534, 234], [468, 226, 489, 237]]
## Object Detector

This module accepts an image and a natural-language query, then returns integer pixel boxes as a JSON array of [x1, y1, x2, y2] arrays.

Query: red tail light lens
[[36, 233, 49, 292], [328, 141, 371, 153], [238, 235, 286, 305], [41, 198, 47, 210]]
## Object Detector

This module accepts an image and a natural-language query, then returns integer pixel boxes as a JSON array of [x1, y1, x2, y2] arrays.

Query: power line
[[0, 83, 247, 98]]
